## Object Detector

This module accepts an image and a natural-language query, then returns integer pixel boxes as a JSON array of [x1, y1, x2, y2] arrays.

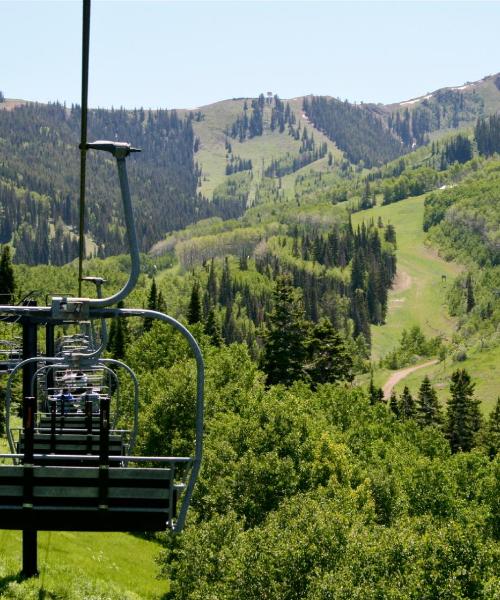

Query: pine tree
[[207, 259, 218, 304], [416, 375, 442, 427], [480, 398, 500, 458], [0, 245, 15, 304], [445, 369, 482, 453], [261, 276, 309, 387], [108, 300, 128, 360], [306, 318, 353, 389], [219, 257, 233, 305], [187, 281, 202, 324], [389, 390, 400, 418], [144, 278, 158, 331], [465, 273, 475, 313], [222, 301, 238, 344], [157, 290, 167, 314], [368, 375, 384, 405], [239, 253, 248, 271], [399, 386, 416, 421], [351, 288, 371, 347], [204, 307, 222, 347]]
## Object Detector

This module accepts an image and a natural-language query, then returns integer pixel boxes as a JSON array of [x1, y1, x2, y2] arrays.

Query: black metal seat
[[17, 432, 126, 463], [0, 465, 177, 531]]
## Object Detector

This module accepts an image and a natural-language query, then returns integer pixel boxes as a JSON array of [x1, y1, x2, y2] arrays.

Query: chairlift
[[0, 0, 204, 577]]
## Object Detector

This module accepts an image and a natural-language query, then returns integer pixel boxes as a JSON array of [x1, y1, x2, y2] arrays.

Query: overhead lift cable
[[78, 0, 91, 297]]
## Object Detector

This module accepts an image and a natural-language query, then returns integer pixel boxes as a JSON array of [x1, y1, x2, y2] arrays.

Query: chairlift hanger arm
[[79, 141, 142, 309]]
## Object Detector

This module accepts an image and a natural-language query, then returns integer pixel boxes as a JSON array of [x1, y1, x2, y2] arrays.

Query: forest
[[0, 77, 499, 598], [0, 102, 231, 263]]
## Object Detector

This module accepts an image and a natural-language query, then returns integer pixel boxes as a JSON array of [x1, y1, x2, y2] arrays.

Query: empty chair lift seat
[[0, 464, 177, 531]]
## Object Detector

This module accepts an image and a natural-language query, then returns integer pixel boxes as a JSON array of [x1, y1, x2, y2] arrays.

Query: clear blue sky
[[1, 1, 499, 109]]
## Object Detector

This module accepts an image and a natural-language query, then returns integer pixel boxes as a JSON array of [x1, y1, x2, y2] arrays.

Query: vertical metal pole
[[78, 0, 91, 296], [21, 315, 38, 578], [45, 323, 55, 399]]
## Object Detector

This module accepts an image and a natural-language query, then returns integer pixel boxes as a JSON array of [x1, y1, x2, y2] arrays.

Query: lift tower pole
[[21, 301, 38, 578]]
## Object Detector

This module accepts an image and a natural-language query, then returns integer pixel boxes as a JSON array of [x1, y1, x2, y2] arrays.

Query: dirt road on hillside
[[383, 359, 439, 399]]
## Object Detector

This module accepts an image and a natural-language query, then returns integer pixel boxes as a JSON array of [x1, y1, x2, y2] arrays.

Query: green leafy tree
[[0, 245, 15, 304], [261, 276, 309, 386], [445, 369, 482, 453], [416, 375, 442, 427]]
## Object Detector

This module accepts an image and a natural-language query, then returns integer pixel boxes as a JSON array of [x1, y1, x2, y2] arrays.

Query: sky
[[1, 1, 499, 110]]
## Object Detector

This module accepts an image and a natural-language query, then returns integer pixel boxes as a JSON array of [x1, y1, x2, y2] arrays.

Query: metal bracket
[[51, 297, 90, 321]]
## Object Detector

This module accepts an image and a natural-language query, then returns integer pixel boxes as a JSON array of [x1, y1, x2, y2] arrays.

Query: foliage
[[446, 369, 482, 453], [134, 344, 500, 599], [0, 102, 225, 263], [416, 375, 442, 427], [424, 159, 500, 266], [382, 325, 445, 369], [261, 276, 309, 386], [303, 96, 404, 167], [0, 245, 15, 303]]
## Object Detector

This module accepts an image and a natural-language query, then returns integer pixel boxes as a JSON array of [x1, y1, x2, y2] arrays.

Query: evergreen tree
[[187, 281, 202, 324], [384, 224, 397, 245], [107, 300, 128, 360], [389, 390, 400, 418], [222, 302, 238, 344], [204, 307, 222, 347], [0, 245, 15, 304], [465, 273, 475, 313], [416, 376, 442, 427], [157, 290, 167, 314], [306, 318, 353, 389], [351, 288, 371, 347], [219, 257, 233, 305], [207, 259, 218, 304], [480, 398, 500, 458], [144, 278, 158, 331], [445, 369, 482, 453], [399, 386, 416, 421], [261, 276, 309, 387], [239, 253, 248, 271], [0, 388, 5, 436], [368, 376, 384, 405]]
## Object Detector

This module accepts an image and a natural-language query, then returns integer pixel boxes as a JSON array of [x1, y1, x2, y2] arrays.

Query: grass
[[352, 194, 499, 410], [1, 428, 168, 598], [391, 344, 500, 415], [0, 527, 168, 599], [352, 194, 461, 361], [191, 97, 343, 199]]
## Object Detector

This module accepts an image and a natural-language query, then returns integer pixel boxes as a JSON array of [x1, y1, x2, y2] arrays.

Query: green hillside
[[0, 531, 167, 598], [190, 96, 343, 199]]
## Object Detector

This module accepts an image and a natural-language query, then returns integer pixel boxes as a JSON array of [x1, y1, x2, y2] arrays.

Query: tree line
[[0, 102, 231, 264]]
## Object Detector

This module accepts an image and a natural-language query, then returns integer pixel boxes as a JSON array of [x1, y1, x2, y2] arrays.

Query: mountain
[[0, 71, 499, 265]]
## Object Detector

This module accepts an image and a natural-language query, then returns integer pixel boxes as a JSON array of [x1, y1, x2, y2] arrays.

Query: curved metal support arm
[[30, 363, 70, 398], [108, 308, 204, 532], [100, 359, 138, 447], [5, 356, 64, 455], [91, 364, 121, 428], [85, 151, 140, 308]]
